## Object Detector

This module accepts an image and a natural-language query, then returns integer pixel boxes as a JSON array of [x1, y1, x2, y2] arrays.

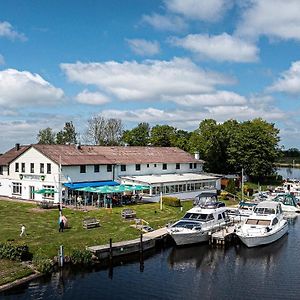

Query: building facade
[[0, 144, 220, 203]]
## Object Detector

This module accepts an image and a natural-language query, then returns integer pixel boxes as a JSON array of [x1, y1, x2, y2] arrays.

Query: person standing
[[20, 225, 26, 237], [59, 217, 65, 232]]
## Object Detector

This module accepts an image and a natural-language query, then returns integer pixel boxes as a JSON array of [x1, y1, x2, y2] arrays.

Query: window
[[136, 164, 141, 171], [43, 185, 55, 199], [272, 218, 279, 226], [176, 163, 180, 170], [94, 165, 100, 173], [154, 164, 157, 167], [189, 163, 193, 169], [107, 164, 112, 172], [80, 165, 86, 173], [147, 164, 150, 168], [218, 214, 223, 220], [12, 182, 22, 195], [0, 166, 3, 175], [15, 163, 19, 172], [21, 163, 25, 173], [162, 163, 167, 170], [30, 163, 34, 173], [194, 163, 197, 169], [121, 165, 126, 172], [47, 163, 51, 174], [40, 163, 44, 174]]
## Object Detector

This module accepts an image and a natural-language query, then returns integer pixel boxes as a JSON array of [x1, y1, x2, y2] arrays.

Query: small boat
[[227, 201, 257, 222], [167, 200, 229, 246], [235, 201, 288, 247], [271, 193, 300, 213]]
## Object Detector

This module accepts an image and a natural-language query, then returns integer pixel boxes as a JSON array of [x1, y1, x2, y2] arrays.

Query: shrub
[[70, 249, 92, 265], [0, 242, 31, 261], [33, 257, 54, 274], [162, 196, 181, 207]]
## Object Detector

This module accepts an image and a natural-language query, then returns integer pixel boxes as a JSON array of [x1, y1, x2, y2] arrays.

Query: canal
[[1, 215, 300, 300], [277, 166, 300, 180]]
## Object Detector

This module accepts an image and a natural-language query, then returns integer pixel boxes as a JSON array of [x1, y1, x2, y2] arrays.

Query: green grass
[[0, 259, 33, 286], [0, 199, 193, 258]]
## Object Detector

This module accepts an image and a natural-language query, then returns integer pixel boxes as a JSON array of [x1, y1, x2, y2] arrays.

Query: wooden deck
[[209, 225, 236, 246]]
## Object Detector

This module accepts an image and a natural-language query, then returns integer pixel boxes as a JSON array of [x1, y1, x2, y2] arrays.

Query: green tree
[[122, 123, 150, 146], [150, 125, 177, 147], [37, 128, 56, 144], [56, 122, 77, 144]]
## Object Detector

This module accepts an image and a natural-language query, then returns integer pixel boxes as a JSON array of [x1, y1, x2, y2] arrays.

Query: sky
[[1, 0, 300, 153]]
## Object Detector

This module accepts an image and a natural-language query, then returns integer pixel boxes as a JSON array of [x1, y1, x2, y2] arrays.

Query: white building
[[0, 144, 220, 203]]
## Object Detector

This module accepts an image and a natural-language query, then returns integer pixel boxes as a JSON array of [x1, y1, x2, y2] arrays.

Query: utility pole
[[241, 168, 244, 202]]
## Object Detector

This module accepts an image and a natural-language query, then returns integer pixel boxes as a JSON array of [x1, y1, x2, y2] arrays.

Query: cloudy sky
[[1, 0, 300, 153]]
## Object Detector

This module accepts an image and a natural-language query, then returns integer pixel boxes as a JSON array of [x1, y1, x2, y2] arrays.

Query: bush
[[33, 257, 54, 274], [70, 249, 92, 265], [0, 242, 31, 261], [162, 196, 181, 207]]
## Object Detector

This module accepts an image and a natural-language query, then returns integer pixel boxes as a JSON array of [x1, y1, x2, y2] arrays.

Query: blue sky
[[1, 0, 300, 153]]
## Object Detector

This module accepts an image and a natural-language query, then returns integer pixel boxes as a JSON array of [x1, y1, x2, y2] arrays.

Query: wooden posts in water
[[58, 245, 64, 267], [109, 238, 113, 260]]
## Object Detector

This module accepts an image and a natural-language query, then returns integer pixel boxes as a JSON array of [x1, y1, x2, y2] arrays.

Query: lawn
[[0, 199, 193, 258], [0, 259, 33, 286]]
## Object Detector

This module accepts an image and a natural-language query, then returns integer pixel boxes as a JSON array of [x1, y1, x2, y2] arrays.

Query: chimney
[[76, 143, 81, 150], [194, 152, 200, 160], [15, 143, 20, 151]]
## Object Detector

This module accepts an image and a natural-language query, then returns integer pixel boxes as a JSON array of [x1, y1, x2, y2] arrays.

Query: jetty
[[209, 225, 236, 246], [88, 227, 168, 260]]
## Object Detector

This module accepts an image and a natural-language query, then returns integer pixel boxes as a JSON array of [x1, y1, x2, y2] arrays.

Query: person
[[20, 224, 26, 237], [59, 217, 65, 232]]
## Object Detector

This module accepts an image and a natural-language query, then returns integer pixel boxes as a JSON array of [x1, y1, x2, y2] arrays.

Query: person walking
[[20, 224, 26, 237], [59, 218, 65, 232]]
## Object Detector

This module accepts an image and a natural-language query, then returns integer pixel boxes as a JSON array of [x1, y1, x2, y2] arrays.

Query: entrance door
[[29, 186, 35, 200]]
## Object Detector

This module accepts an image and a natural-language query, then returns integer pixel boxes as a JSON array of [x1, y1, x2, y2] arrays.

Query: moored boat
[[271, 193, 300, 213], [235, 201, 288, 247]]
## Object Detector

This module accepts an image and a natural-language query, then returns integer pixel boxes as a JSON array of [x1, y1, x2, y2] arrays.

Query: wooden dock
[[88, 227, 168, 260], [209, 225, 236, 246]]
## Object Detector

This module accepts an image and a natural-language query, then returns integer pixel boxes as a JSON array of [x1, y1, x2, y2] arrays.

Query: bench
[[39, 200, 57, 209], [121, 209, 136, 219], [83, 217, 100, 229]]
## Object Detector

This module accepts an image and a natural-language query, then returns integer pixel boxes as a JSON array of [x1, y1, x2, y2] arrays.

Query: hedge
[[0, 242, 31, 261], [162, 196, 181, 207]]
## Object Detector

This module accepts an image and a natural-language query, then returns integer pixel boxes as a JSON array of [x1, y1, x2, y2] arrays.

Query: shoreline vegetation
[[0, 197, 240, 289]]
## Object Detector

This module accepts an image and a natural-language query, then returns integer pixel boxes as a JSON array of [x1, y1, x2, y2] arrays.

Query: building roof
[[1, 144, 203, 166], [0, 145, 31, 166], [121, 173, 218, 185]]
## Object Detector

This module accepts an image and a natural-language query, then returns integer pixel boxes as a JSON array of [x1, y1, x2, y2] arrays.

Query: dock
[[88, 227, 168, 260], [209, 225, 236, 246]]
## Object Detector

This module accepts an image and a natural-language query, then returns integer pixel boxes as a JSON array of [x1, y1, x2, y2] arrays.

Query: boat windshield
[[254, 207, 275, 215], [246, 219, 271, 226], [273, 195, 296, 207], [183, 213, 214, 221], [172, 221, 201, 230]]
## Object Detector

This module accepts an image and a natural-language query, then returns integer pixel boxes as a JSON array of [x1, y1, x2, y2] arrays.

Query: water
[[277, 166, 300, 180], [1, 216, 300, 300]]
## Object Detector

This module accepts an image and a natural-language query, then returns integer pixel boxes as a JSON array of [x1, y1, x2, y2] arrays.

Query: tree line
[[37, 115, 281, 179]]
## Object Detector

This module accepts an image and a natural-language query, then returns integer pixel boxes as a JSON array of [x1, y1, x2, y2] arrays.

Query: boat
[[271, 193, 300, 213], [227, 201, 257, 222], [167, 199, 229, 246], [235, 201, 288, 247]]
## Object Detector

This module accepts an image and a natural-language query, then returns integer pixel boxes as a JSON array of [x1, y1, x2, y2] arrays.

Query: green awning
[[74, 184, 150, 194]]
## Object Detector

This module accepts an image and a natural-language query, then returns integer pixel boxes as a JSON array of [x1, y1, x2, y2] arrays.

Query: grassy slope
[[0, 199, 194, 258]]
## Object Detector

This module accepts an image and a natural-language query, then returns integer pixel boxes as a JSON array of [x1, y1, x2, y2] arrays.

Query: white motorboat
[[235, 201, 288, 247], [271, 193, 300, 213], [227, 201, 258, 222], [167, 201, 229, 246]]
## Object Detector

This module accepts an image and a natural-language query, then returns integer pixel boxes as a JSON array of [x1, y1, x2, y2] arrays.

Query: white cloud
[[163, 91, 247, 107], [0, 69, 64, 108], [169, 33, 259, 62], [126, 39, 160, 56], [142, 13, 187, 32], [267, 61, 300, 94], [76, 90, 110, 105], [164, 0, 231, 22], [236, 0, 300, 40], [0, 54, 4, 65], [0, 21, 27, 41], [61, 57, 234, 102]]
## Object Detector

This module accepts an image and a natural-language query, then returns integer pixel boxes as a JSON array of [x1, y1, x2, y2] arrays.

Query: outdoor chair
[[121, 208, 136, 219]]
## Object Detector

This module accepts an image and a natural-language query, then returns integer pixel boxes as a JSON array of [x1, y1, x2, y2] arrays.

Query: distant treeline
[[277, 148, 300, 165], [37, 116, 281, 179]]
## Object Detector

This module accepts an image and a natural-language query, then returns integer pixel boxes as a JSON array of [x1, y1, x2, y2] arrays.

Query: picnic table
[[121, 209, 136, 219], [83, 217, 100, 229]]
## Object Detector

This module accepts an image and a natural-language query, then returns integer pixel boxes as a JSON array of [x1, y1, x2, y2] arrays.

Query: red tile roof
[[0, 145, 31, 166], [1, 144, 202, 166]]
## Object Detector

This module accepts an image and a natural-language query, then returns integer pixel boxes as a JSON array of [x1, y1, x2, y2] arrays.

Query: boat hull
[[169, 230, 209, 246], [237, 221, 288, 248]]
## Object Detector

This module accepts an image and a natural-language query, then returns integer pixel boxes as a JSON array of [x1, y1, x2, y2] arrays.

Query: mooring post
[[59, 245, 64, 268], [109, 238, 113, 260], [140, 234, 143, 254]]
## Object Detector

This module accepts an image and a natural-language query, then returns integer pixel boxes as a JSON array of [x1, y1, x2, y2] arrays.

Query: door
[[29, 186, 35, 200]]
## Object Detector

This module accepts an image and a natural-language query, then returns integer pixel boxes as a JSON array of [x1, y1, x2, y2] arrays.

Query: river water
[[277, 166, 300, 180], [2, 167, 300, 300]]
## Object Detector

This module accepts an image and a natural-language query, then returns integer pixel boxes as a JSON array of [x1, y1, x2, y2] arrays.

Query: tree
[[150, 125, 177, 147], [56, 122, 77, 144], [122, 123, 150, 146], [37, 127, 56, 144], [84, 115, 123, 145]]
